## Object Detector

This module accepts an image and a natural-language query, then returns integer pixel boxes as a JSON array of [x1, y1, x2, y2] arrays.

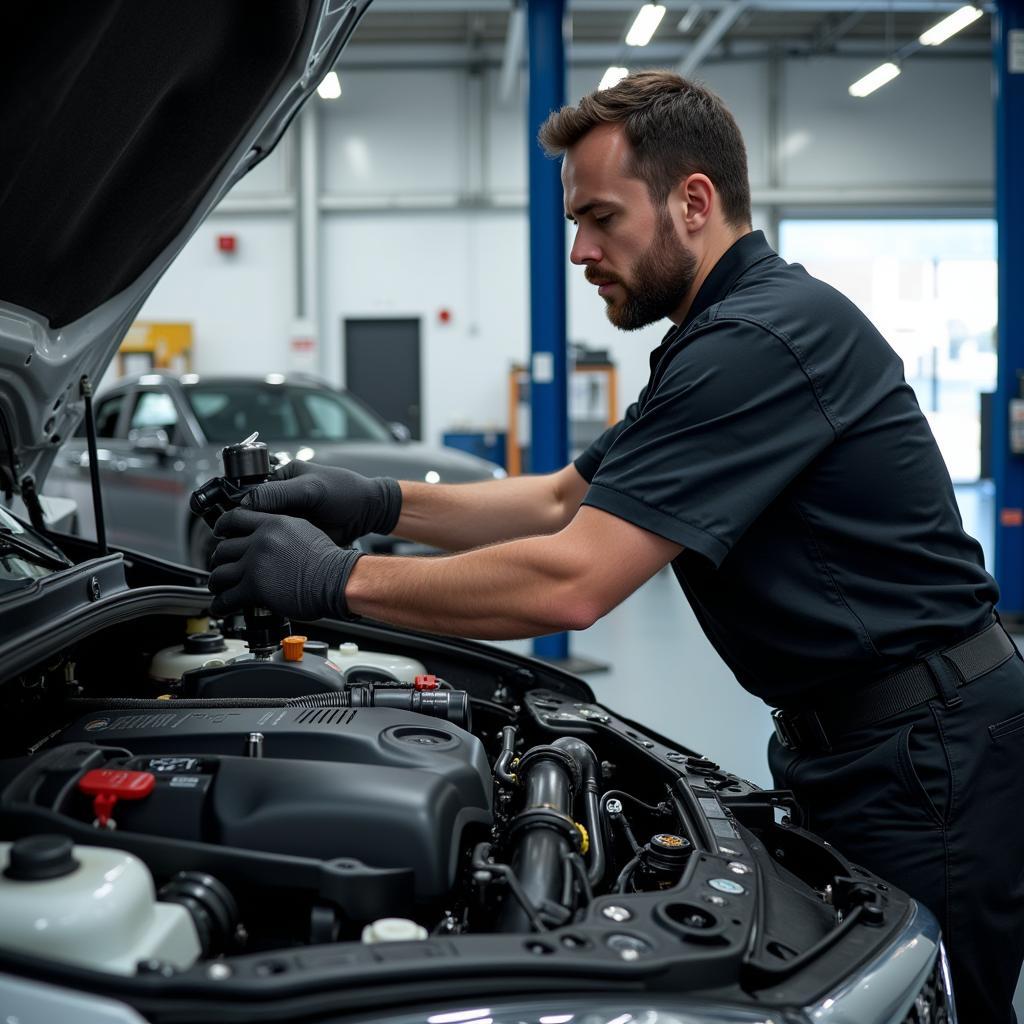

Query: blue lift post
[[527, 0, 569, 661], [993, 0, 1024, 617]]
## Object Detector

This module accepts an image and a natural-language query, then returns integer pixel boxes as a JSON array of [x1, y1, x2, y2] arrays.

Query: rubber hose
[[552, 737, 606, 887]]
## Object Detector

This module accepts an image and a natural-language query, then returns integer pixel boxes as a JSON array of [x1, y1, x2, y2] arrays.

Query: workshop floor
[[491, 479, 1024, 1015]]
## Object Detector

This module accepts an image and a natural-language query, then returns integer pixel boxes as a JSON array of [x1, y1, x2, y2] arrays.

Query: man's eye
[[595, 214, 614, 226]]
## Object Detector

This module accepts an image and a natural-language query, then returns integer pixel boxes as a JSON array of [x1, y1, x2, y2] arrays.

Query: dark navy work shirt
[[575, 231, 997, 707]]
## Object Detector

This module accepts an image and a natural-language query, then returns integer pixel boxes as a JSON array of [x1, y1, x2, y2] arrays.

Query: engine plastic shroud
[[53, 707, 493, 900]]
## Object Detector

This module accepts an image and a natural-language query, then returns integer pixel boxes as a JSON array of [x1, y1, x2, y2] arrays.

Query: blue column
[[993, 0, 1024, 614], [527, 0, 570, 661]]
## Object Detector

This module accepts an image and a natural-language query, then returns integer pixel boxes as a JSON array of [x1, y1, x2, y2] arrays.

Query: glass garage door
[[779, 219, 997, 484]]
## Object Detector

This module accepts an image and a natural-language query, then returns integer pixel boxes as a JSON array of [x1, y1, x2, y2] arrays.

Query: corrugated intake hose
[[64, 695, 349, 711], [552, 737, 606, 887], [497, 740, 601, 932]]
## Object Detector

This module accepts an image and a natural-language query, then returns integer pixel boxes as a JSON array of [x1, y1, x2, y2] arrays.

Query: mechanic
[[209, 71, 1024, 1021]]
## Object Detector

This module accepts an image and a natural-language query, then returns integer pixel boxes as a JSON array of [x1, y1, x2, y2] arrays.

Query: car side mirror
[[388, 422, 412, 443], [129, 427, 171, 453]]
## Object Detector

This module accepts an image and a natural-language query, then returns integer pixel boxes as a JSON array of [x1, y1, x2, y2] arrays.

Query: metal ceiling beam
[[369, 0, 987, 11], [678, 0, 749, 74], [500, 1, 526, 102], [337, 38, 990, 67]]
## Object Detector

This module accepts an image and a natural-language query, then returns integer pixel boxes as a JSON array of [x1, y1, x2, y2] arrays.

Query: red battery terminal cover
[[413, 674, 440, 691], [78, 768, 156, 828]]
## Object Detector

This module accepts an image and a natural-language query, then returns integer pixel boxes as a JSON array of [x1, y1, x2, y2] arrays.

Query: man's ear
[[676, 173, 714, 231]]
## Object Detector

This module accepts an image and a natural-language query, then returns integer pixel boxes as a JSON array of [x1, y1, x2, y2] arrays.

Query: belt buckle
[[772, 709, 798, 750]]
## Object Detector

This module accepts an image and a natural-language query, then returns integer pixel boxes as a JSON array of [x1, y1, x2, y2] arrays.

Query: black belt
[[772, 620, 1016, 753]]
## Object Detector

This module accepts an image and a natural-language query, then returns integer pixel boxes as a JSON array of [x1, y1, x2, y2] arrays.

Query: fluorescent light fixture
[[625, 4, 666, 46], [264, 373, 286, 385], [676, 3, 702, 33], [848, 62, 901, 98], [539, 1017, 575, 1024], [317, 71, 341, 100], [427, 1015, 492, 1024], [599, 66, 630, 90], [919, 4, 982, 45]]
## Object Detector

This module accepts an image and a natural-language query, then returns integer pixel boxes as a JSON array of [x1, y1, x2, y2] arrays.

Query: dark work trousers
[[769, 646, 1024, 1023]]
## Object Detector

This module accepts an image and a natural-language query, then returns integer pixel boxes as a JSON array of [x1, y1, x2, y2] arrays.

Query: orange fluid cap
[[282, 635, 307, 661]]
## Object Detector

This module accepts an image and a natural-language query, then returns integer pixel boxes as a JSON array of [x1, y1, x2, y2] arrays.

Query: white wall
[[136, 54, 994, 442]]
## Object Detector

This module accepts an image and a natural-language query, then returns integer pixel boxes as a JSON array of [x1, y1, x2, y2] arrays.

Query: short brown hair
[[538, 70, 751, 228]]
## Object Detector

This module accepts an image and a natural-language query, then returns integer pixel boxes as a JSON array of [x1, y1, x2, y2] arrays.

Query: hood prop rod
[[79, 375, 107, 556]]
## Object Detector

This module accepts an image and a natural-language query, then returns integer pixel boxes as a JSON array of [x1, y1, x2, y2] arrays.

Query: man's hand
[[242, 461, 402, 545], [208, 508, 361, 620]]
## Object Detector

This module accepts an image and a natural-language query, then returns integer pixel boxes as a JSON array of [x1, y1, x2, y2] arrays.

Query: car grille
[[901, 955, 953, 1023]]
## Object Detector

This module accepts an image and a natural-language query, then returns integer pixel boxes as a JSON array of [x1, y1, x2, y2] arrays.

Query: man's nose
[[570, 228, 600, 266]]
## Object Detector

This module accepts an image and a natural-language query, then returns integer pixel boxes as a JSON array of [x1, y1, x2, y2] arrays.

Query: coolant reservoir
[[149, 632, 249, 684], [0, 836, 201, 974], [328, 642, 426, 683]]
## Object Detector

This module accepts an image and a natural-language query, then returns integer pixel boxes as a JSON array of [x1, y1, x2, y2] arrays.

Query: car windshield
[[0, 506, 63, 589], [184, 383, 393, 445]]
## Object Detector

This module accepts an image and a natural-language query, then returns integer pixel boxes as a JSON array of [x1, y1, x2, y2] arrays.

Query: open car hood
[[0, 1, 371, 500]]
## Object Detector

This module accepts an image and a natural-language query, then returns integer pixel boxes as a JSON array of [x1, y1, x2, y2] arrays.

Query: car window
[[296, 391, 391, 442], [184, 383, 390, 444], [129, 390, 179, 440], [93, 395, 126, 438], [186, 385, 302, 444]]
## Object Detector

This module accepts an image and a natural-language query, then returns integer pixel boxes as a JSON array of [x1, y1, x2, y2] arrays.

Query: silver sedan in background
[[47, 371, 505, 566]]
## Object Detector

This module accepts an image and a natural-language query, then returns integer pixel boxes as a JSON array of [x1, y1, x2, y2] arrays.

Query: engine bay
[[0, 551, 920, 1023]]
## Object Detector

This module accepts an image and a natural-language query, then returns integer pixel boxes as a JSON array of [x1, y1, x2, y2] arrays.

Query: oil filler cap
[[4, 835, 79, 881], [282, 635, 307, 662]]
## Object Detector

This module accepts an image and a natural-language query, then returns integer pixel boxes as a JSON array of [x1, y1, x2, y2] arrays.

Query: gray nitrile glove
[[243, 460, 402, 546], [208, 508, 362, 620]]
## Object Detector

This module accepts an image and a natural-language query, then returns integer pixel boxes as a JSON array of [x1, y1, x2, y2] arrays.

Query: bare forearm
[[345, 506, 683, 640], [345, 535, 593, 638], [392, 466, 587, 551]]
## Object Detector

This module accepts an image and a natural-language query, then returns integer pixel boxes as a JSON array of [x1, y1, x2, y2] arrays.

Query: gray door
[[343, 318, 422, 440]]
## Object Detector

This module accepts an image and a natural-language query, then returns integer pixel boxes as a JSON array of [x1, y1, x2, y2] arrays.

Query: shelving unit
[[506, 360, 618, 475]]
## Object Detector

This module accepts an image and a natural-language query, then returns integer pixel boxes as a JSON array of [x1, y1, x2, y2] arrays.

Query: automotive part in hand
[[191, 435, 291, 653], [207, 508, 361, 621], [242, 460, 402, 547], [189, 433, 273, 530]]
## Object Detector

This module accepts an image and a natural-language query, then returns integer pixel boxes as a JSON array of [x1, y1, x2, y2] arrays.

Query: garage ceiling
[[347, 0, 992, 67]]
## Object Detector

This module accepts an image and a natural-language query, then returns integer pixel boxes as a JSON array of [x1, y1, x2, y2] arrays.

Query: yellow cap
[[574, 822, 590, 856], [282, 635, 307, 662]]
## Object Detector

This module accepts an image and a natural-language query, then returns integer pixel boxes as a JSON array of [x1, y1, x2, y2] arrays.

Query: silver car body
[[45, 371, 503, 565]]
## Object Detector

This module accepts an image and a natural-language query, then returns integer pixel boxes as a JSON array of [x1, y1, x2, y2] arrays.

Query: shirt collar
[[680, 229, 775, 331], [648, 229, 776, 376]]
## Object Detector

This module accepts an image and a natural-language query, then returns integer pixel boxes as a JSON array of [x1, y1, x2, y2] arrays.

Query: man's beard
[[592, 215, 697, 331]]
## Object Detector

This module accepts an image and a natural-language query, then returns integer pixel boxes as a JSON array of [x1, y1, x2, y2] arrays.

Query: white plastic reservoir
[[0, 838, 201, 974]]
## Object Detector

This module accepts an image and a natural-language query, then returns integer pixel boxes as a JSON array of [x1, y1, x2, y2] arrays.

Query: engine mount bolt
[[207, 963, 232, 980], [601, 905, 633, 922], [605, 799, 623, 815]]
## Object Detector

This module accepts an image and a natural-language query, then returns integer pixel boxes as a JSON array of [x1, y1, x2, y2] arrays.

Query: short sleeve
[[583, 318, 836, 566]]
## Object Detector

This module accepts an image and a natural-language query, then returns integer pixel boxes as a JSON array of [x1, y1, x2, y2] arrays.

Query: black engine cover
[[56, 707, 492, 900]]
